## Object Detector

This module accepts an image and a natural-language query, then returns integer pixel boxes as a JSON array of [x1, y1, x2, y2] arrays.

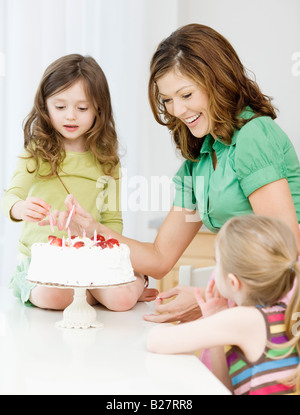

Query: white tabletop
[[0, 286, 231, 396]]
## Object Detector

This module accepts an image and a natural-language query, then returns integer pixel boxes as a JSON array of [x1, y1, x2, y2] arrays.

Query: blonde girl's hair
[[148, 24, 277, 161], [216, 215, 300, 393], [23, 54, 119, 177]]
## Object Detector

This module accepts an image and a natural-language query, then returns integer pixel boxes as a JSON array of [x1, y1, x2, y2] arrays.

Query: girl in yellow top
[[2, 54, 157, 309]]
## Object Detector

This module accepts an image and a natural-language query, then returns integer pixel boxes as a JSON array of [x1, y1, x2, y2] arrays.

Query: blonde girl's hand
[[11, 197, 51, 222], [195, 280, 228, 318]]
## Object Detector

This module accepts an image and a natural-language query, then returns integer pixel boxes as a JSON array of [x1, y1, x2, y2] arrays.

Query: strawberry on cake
[[26, 234, 136, 287]]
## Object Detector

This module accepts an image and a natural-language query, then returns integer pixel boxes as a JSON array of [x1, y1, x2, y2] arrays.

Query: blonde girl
[[147, 215, 300, 395], [2, 54, 156, 310]]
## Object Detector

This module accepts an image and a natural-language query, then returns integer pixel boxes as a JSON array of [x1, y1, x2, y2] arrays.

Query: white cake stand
[[27, 280, 135, 329]]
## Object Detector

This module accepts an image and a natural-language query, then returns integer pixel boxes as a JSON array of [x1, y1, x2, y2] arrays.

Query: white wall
[[0, 0, 183, 284], [178, 0, 300, 155], [0, 0, 299, 285]]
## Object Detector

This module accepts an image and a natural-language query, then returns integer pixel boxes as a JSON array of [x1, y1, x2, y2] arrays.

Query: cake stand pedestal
[[56, 287, 103, 330], [28, 281, 134, 329]]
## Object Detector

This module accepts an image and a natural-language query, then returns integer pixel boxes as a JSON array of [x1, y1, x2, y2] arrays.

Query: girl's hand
[[195, 280, 228, 318], [38, 208, 68, 231], [38, 195, 97, 235], [11, 197, 51, 222]]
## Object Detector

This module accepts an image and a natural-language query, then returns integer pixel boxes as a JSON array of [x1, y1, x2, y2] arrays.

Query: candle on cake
[[65, 205, 75, 229], [49, 210, 55, 233], [68, 227, 71, 245]]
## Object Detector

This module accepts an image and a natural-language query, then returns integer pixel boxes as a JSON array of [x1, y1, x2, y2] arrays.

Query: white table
[[0, 286, 231, 395]]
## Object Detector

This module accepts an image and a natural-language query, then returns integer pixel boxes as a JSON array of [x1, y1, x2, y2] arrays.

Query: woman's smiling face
[[156, 69, 213, 138]]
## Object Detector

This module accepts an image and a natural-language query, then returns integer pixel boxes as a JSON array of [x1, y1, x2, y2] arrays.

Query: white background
[[0, 0, 299, 284]]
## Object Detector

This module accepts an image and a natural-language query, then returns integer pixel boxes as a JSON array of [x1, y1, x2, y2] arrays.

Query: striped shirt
[[226, 303, 299, 395]]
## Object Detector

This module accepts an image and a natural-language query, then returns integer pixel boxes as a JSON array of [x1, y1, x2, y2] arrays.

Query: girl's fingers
[[57, 211, 69, 231], [27, 197, 51, 213], [195, 287, 205, 307], [24, 207, 48, 221], [205, 279, 215, 300], [50, 209, 60, 222], [38, 219, 50, 227]]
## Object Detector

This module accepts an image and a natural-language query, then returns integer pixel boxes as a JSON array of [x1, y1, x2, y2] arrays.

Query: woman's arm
[[41, 195, 204, 321], [249, 178, 300, 254], [62, 195, 202, 279]]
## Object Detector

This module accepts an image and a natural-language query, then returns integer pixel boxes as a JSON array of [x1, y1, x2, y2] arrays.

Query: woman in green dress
[[45, 24, 300, 323]]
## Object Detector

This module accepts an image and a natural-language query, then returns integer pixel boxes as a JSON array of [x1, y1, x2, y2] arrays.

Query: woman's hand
[[143, 285, 203, 323], [11, 197, 50, 222], [38, 194, 97, 236], [63, 194, 96, 236], [195, 280, 228, 318]]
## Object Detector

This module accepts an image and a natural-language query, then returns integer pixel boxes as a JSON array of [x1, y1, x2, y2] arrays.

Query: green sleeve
[[235, 118, 287, 197], [172, 160, 197, 210], [1, 153, 36, 220]]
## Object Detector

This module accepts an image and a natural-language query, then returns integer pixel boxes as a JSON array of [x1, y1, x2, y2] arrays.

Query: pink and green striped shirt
[[226, 303, 299, 395]]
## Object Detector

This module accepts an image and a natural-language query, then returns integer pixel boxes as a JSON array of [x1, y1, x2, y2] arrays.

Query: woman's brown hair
[[23, 54, 119, 177], [148, 24, 277, 161]]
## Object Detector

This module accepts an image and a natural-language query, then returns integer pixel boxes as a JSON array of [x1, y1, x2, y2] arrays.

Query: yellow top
[[1, 150, 123, 256]]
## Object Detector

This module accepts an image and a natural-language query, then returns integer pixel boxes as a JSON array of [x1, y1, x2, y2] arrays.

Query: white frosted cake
[[26, 234, 136, 287]]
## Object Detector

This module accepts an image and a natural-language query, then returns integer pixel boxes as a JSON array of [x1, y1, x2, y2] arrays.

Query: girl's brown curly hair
[[23, 54, 119, 177], [148, 24, 277, 161]]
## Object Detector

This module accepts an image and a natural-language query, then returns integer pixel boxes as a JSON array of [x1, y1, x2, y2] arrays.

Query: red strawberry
[[91, 234, 105, 242], [48, 235, 56, 243], [96, 241, 107, 249], [50, 237, 63, 247], [71, 235, 77, 240], [106, 238, 120, 248], [73, 241, 85, 249]]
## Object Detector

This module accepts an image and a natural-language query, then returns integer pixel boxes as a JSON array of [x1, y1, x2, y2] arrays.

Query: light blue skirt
[[8, 256, 36, 307]]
